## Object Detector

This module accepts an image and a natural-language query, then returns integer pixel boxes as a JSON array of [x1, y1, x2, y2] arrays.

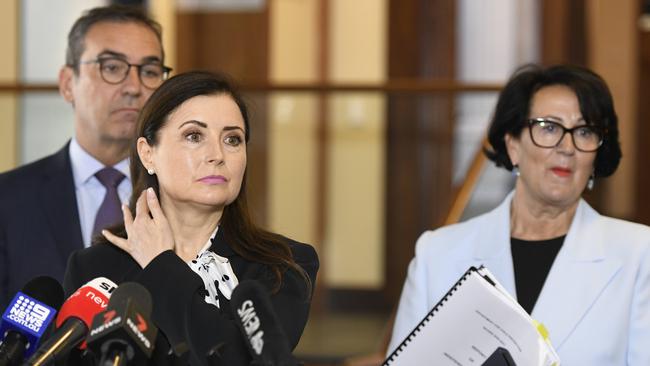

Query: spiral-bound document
[[383, 266, 560, 366]]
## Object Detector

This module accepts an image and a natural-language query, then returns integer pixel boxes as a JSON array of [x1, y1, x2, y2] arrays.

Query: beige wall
[[149, 0, 177, 70], [329, 0, 386, 83], [268, 0, 319, 247], [324, 0, 387, 288], [267, 93, 319, 246], [269, 0, 387, 288], [587, 0, 637, 218], [324, 93, 385, 287], [0, 0, 18, 172], [270, 0, 319, 83]]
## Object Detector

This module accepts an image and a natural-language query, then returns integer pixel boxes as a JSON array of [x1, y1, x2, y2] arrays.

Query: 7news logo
[[6, 295, 52, 332]]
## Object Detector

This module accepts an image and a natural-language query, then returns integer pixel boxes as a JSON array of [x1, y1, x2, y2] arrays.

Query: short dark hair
[[484, 64, 622, 178], [66, 5, 164, 72]]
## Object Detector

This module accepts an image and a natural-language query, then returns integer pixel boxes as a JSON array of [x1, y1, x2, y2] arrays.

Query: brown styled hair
[[101, 71, 309, 293]]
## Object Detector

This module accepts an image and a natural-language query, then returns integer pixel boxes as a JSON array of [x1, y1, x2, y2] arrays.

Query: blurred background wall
[[1, 0, 649, 363]]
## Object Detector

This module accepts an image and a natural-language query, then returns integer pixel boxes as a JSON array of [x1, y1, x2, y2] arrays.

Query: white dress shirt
[[68, 139, 131, 247]]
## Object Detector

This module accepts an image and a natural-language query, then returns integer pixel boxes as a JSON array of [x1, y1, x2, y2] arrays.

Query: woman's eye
[[541, 123, 557, 132], [576, 127, 594, 137], [185, 132, 202, 143], [224, 135, 242, 146]]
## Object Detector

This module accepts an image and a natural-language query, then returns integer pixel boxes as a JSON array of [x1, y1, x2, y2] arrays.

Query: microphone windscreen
[[22, 276, 64, 310], [55, 277, 117, 329], [230, 280, 296, 365], [0, 277, 62, 359], [107, 282, 153, 316], [87, 282, 157, 362]]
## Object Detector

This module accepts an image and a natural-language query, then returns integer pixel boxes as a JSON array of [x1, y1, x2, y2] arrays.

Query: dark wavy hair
[[99, 71, 309, 293], [484, 64, 621, 178], [66, 5, 164, 72]]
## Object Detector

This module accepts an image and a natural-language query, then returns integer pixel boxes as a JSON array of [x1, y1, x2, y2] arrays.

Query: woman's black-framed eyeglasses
[[527, 118, 605, 152], [78, 57, 172, 89]]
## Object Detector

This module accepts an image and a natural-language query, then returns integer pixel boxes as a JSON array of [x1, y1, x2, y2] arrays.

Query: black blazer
[[63, 228, 319, 366], [0, 143, 83, 307]]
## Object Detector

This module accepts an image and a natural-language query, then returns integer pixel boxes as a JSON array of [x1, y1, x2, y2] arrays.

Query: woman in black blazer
[[63, 71, 318, 365]]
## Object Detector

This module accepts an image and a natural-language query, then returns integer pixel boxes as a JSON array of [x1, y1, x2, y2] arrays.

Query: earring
[[147, 168, 155, 175], [587, 174, 595, 191], [512, 164, 520, 177]]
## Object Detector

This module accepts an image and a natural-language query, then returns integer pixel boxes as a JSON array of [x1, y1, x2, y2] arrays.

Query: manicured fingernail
[[121, 204, 127, 210], [101, 230, 107, 236], [147, 187, 155, 197]]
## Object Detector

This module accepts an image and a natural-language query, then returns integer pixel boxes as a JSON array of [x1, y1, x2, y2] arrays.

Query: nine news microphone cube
[[85, 296, 157, 364], [0, 292, 57, 358]]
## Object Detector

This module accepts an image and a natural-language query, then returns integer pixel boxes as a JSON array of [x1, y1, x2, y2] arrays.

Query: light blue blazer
[[388, 192, 650, 365]]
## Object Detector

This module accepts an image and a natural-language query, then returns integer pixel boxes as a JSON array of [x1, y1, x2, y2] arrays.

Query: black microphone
[[23, 277, 117, 366], [205, 343, 226, 366], [481, 347, 517, 366], [230, 280, 298, 366], [86, 282, 157, 366], [0, 276, 63, 366]]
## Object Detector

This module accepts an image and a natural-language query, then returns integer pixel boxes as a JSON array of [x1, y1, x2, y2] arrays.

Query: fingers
[[146, 187, 165, 221], [122, 204, 134, 235], [135, 189, 150, 218], [102, 229, 129, 251]]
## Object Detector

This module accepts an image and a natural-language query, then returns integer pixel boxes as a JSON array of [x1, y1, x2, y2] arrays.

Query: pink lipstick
[[198, 175, 227, 184]]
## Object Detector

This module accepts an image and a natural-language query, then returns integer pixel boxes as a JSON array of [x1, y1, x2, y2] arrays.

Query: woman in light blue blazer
[[389, 64, 650, 365]]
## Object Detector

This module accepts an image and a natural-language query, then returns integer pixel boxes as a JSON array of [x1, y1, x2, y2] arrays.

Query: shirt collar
[[69, 138, 130, 186], [198, 226, 220, 255], [208, 225, 236, 257]]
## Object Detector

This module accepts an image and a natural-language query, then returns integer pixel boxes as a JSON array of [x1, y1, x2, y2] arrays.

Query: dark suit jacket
[[0, 143, 83, 308], [63, 228, 319, 366]]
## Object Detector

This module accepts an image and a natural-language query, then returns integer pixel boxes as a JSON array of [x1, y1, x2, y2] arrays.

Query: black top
[[62, 228, 319, 366], [511, 235, 565, 314]]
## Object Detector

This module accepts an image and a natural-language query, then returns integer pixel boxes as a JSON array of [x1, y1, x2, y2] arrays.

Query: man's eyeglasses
[[527, 118, 605, 152], [78, 57, 172, 89]]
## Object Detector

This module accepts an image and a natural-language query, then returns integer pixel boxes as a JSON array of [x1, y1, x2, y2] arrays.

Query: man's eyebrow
[[97, 50, 127, 59], [141, 55, 163, 64], [96, 50, 162, 64], [178, 120, 208, 129]]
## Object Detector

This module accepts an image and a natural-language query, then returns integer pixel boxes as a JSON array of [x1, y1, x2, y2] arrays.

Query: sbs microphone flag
[[230, 280, 298, 366]]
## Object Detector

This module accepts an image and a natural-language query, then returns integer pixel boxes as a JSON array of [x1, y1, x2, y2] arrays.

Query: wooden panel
[[384, 0, 456, 304], [541, 0, 586, 66], [636, 4, 650, 225], [176, 12, 268, 82], [176, 10, 269, 224]]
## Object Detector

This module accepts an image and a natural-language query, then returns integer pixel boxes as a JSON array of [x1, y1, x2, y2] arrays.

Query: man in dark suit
[[0, 5, 170, 307]]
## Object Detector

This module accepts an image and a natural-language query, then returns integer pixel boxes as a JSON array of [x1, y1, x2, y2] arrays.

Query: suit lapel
[[457, 193, 517, 297], [38, 143, 84, 262], [531, 200, 621, 349]]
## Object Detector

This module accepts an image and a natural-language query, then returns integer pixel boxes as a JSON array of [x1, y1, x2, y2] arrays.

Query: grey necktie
[[92, 167, 126, 237]]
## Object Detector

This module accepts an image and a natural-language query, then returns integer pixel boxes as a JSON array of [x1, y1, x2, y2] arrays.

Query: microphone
[[481, 347, 517, 366], [86, 282, 157, 366], [230, 280, 298, 366], [0, 276, 63, 366], [23, 277, 117, 366]]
